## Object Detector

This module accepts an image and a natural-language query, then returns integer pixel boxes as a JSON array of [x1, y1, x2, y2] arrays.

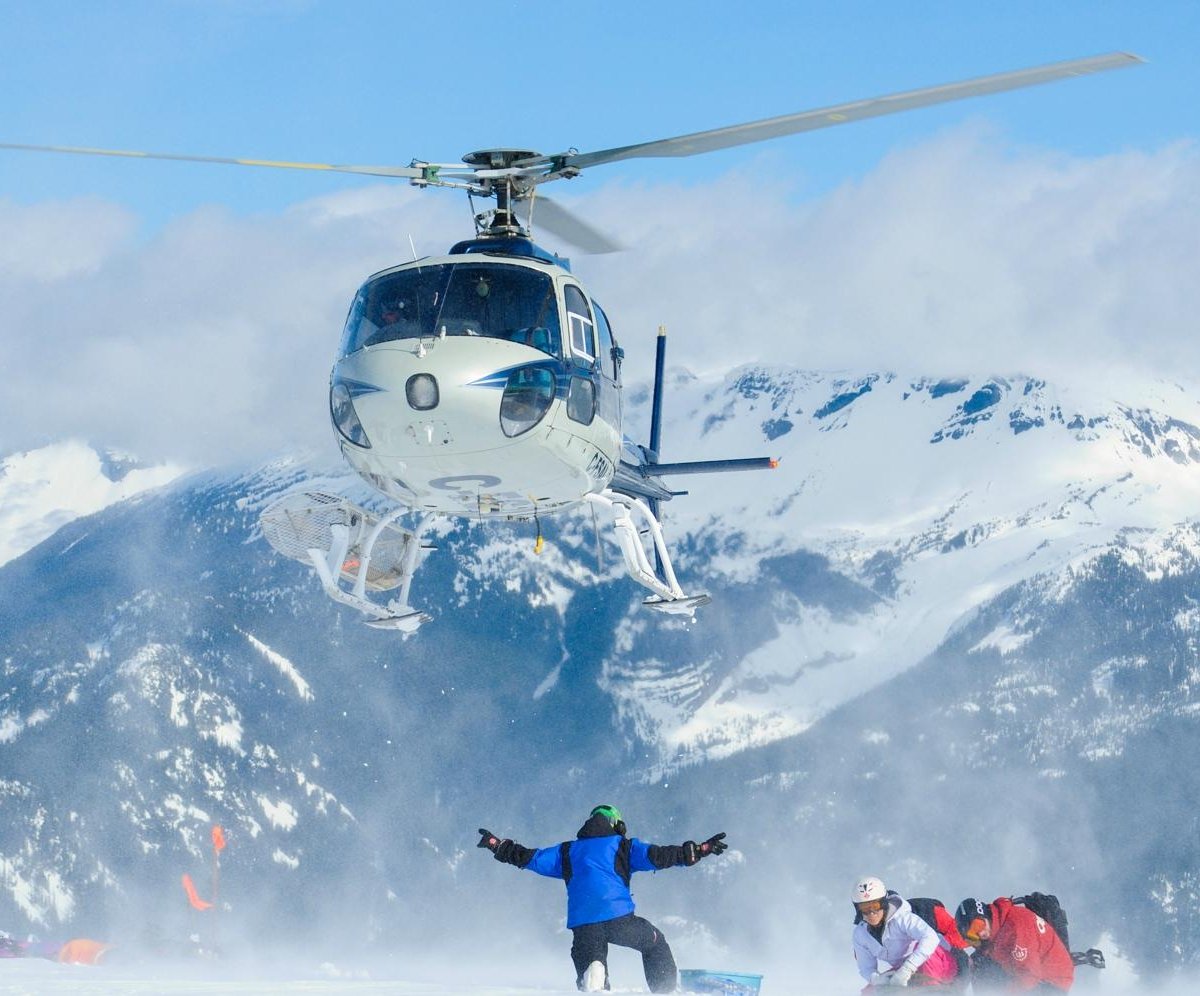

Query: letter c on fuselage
[[429, 475, 503, 491]]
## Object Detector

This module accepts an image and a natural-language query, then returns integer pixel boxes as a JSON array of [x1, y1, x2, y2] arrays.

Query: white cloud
[[0, 185, 464, 465], [0, 196, 136, 280], [1, 128, 1196, 466], [579, 128, 1200, 383]]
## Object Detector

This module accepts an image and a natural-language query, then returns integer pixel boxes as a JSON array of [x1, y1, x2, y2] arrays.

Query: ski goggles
[[962, 917, 988, 945], [855, 900, 886, 915]]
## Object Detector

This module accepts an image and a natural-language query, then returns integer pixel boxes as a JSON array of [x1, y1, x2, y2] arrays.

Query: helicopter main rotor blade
[[518, 195, 625, 254], [0, 141, 425, 179], [560, 52, 1143, 171]]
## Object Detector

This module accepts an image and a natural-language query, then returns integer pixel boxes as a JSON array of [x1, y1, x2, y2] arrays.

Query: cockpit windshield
[[339, 262, 563, 358]]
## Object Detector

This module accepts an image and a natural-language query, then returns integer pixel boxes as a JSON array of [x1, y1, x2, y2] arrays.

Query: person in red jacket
[[954, 898, 1074, 992], [928, 902, 970, 952]]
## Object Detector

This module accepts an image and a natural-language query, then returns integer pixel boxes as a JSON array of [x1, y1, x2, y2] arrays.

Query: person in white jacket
[[851, 876, 958, 988]]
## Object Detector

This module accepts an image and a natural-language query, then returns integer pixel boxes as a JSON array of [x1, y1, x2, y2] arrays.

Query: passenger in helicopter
[[508, 326, 553, 351], [373, 295, 421, 340]]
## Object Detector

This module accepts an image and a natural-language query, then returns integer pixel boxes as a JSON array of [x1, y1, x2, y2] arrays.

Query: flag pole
[[210, 825, 226, 953]]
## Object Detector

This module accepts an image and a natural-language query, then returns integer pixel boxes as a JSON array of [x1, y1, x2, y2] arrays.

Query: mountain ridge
[[1, 364, 1198, 977]]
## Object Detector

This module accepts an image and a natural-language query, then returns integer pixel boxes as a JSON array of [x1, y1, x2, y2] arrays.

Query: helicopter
[[1, 51, 1141, 632]]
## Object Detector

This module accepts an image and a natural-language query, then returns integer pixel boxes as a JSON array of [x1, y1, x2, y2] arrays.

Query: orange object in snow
[[58, 938, 112, 964], [181, 872, 212, 911], [211, 825, 227, 853]]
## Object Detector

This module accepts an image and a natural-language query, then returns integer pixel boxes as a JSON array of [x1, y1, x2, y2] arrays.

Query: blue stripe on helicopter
[[468, 360, 573, 396], [334, 377, 384, 399]]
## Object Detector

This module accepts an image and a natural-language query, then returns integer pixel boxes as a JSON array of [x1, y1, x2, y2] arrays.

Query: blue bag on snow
[[679, 968, 764, 995]]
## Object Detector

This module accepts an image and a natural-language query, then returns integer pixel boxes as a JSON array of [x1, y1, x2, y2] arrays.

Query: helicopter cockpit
[[339, 261, 564, 358]]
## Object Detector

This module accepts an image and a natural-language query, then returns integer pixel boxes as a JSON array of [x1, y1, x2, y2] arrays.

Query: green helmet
[[591, 804, 623, 828]]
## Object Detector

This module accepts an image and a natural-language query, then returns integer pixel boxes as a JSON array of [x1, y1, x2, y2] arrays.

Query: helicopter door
[[564, 285, 596, 365], [564, 285, 600, 426], [592, 301, 622, 428]]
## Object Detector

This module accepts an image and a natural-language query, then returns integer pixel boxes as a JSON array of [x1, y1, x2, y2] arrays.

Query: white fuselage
[[330, 249, 622, 519]]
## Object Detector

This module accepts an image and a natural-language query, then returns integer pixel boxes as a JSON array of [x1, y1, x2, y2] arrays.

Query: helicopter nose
[[333, 343, 520, 456]]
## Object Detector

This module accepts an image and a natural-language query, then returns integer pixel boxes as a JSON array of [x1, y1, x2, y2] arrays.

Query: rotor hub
[[462, 149, 543, 169]]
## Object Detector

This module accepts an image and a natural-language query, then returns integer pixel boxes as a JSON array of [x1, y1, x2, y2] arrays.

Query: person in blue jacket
[[478, 804, 728, 993]]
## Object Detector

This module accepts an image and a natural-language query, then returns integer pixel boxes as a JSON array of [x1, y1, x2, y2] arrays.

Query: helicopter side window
[[564, 285, 596, 365], [566, 377, 596, 425], [593, 302, 619, 381]]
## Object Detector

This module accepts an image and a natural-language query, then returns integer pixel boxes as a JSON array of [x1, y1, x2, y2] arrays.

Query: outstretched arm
[[645, 832, 728, 869], [477, 828, 536, 869]]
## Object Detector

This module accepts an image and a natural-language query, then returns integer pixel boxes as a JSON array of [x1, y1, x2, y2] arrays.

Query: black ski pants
[[570, 912, 678, 993]]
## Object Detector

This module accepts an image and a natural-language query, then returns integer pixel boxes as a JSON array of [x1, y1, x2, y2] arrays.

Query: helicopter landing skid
[[585, 491, 709, 618], [642, 593, 712, 615], [259, 490, 433, 633], [362, 608, 432, 633]]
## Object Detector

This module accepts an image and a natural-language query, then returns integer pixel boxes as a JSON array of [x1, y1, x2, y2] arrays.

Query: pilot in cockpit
[[372, 293, 421, 341]]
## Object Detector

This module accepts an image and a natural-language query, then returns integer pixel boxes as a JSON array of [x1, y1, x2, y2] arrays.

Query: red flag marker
[[181, 873, 212, 911]]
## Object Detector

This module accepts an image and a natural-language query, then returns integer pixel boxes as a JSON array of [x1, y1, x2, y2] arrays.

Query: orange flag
[[211, 825, 227, 853], [181, 873, 212, 911]]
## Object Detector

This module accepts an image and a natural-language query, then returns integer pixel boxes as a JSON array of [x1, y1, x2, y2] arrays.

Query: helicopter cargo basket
[[261, 491, 418, 591], [260, 490, 432, 631]]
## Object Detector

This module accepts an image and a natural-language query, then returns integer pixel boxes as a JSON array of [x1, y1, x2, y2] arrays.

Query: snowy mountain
[[1, 367, 1199, 982], [0, 441, 184, 567], [610, 367, 1200, 768]]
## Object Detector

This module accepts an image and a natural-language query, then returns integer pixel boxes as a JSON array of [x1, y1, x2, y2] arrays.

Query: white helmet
[[852, 876, 887, 903]]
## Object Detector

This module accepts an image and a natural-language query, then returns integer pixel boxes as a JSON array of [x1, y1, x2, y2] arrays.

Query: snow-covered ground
[[0, 963, 1155, 996], [0, 962, 561, 996], [0, 932, 1149, 996], [0, 957, 670, 996]]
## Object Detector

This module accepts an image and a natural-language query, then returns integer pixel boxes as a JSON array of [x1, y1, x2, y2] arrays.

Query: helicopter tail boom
[[625, 323, 779, 492], [650, 457, 779, 476]]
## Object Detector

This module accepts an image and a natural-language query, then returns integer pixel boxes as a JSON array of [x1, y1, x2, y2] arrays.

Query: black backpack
[[1013, 892, 1069, 949], [1012, 892, 1105, 969], [908, 897, 949, 935]]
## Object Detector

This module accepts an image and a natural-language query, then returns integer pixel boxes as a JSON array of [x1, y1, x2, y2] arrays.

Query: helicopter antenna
[[407, 234, 418, 261]]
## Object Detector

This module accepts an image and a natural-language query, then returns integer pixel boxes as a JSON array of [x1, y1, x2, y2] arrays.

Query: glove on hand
[[869, 971, 894, 988], [889, 960, 917, 987], [683, 832, 729, 865], [477, 828, 502, 853]]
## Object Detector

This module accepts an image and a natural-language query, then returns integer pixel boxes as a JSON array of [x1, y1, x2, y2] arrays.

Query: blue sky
[[0, 1, 1197, 464], [0, 1, 1190, 224]]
